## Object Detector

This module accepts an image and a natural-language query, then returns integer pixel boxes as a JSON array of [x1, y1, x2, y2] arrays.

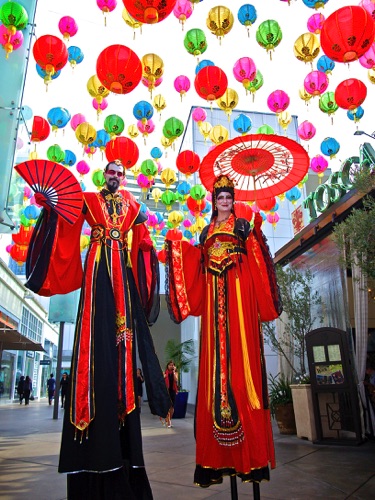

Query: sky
[[17, 0, 375, 181]]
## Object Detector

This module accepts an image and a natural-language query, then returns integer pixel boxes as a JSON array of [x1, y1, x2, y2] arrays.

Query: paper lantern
[[316, 55, 335, 74], [304, 70, 329, 96], [123, 0, 177, 24], [319, 91, 338, 123], [184, 28, 207, 58], [68, 46, 84, 68], [32, 35, 68, 82], [237, 4, 257, 37], [176, 150, 200, 176], [71, 113, 86, 131], [320, 137, 340, 159], [141, 53, 164, 95], [194, 65, 228, 103], [47, 107, 71, 132], [195, 59, 214, 74], [307, 13, 325, 35], [58, 16, 78, 40], [334, 78, 367, 111], [244, 69, 263, 102], [233, 113, 252, 135], [173, 0, 193, 30], [206, 5, 234, 42], [105, 136, 139, 168], [267, 89, 290, 114], [0, 24, 23, 58], [0, 1, 28, 34], [47, 144, 65, 163], [216, 88, 239, 119], [256, 19, 282, 60], [97, 0, 117, 26], [96, 44, 142, 94], [192, 107, 207, 124], [174, 75, 190, 100], [233, 57, 256, 90], [297, 120, 316, 141], [104, 114, 125, 138], [75, 122, 97, 146], [320, 6, 375, 63], [293, 33, 320, 65], [31, 116, 50, 142], [310, 155, 329, 179]]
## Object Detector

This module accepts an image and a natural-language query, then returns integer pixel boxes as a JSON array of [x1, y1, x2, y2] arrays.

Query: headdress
[[213, 175, 234, 190]]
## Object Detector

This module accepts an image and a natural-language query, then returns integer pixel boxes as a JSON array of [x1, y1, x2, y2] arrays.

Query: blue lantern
[[23, 205, 41, 220], [133, 101, 154, 123], [155, 211, 164, 223], [80, 181, 86, 192], [237, 4, 257, 36], [150, 147, 163, 160], [184, 230, 193, 240], [47, 107, 71, 132], [177, 181, 191, 198], [36, 64, 61, 81], [320, 137, 340, 159], [62, 150, 77, 167], [233, 113, 252, 135], [201, 201, 212, 214], [140, 202, 148, 214], [285, 187, 302, 205], [316, 55, 335, 74], [347, 106, 364, 123], [302, 0, 329, 9], [93, 129, 111, 150], [195, 59, 215, 74], [68, 46, 84, 67]]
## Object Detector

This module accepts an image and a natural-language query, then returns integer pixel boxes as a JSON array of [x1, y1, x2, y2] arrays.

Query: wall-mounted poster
[[315, 363, 344, 385]]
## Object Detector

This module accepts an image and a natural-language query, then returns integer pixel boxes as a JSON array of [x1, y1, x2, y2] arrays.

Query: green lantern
[[190, 184, 206, 201], [256, 124, 274, 135], [162, 117, 184, 140], [319, 92, 338, 124], [140, 159, 158, 179], [104, 114, 125, 138], [244, 70, 263, 102], [256, 20, 282, 59], [184, 28, 207, 57], [0, 1, 29, 33], [92, 169, 106, 189], [161, 190, 176, 211], [47, 144, 65, 163]]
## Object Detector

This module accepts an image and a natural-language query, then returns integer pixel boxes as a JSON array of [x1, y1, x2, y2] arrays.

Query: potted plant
[[164, 338, 195, 418], [263, 266, 323, 439], [268, 373, 296, 435]]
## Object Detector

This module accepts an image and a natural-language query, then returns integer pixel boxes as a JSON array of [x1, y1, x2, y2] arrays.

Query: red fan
[[14, 159, 83, 224]]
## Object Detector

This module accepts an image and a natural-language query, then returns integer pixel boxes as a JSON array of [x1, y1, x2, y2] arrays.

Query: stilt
[[230, 475, 238, 500], [253, 481, 261, 500]]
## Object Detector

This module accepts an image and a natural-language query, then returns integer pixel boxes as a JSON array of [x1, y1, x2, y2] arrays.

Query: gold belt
[[207, 239, 246, 258], [90, 224, 126, 243]]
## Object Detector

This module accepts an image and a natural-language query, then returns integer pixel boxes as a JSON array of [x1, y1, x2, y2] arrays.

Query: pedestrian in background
[[17, 376, 25, 404], [24, 376, 32, 405], [47, 373, 56, 405], [60, 372, 69, 409]]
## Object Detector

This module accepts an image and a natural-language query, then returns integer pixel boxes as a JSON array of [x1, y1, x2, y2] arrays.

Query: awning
[[0, 310, 45, 352]]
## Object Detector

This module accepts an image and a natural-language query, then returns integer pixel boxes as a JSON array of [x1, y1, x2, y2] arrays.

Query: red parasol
[[199, 134, 310, 201], [14, 159, 83, 224]]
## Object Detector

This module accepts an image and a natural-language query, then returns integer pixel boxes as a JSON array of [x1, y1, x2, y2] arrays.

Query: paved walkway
[[0, 399, 374, 499]]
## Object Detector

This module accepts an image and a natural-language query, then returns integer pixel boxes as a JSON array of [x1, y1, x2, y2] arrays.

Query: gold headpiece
[[213, 175, 234, 190]]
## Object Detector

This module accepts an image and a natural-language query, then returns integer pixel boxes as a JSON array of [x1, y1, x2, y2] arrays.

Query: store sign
[[40, 359, 51, 365], [303, 142, 375, 222]]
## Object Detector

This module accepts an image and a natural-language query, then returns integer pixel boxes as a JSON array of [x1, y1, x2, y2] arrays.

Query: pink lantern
[[58, 16, 78, 40], [24, 186, 33, 199], [359, 42, 375, 69], [310, 155, 329, 179], [359, 0, 375, 20], [174, 75, 190, 100], [137, 173, 154, 192], [84, 146, 96, 158], [233, 57, 256, 90], [304, 70, 329, 96], [142, 76, 162, 89], [137, 119, 155, 135], [251, 203, 260, 214], [183, 219, 192, 228], [148, 213, 159, 227], [192, 107, 207, 124], [173, 0, 193, 29], [307, 13, 325, 34], [83, 228, 91, 235], [0, 25, 23, 58], [76, 160, 90, 176], [71, 113, 86, 130], [92, 97, 108, 117], [267, 89, 290, 114], [266, 212, 280, 229], [96, 0, 117, 26], [297, 120, 316, 141]]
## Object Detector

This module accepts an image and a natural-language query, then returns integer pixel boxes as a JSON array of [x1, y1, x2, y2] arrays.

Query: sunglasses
[[106, 169, 124, 178]]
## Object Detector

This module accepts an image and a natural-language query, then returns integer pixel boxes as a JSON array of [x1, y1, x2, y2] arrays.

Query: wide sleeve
[[246, 219, 283, 322], [25, 208, 84, 296], [165, 239, 204, 323]]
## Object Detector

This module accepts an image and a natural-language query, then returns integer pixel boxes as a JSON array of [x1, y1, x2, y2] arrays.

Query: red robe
[[165, 214, 282, 487]]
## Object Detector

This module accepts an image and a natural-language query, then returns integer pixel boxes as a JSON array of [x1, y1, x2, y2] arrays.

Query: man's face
[[104, 163, 124, 193]]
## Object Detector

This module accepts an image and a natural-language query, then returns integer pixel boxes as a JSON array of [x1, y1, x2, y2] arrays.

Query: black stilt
[[253, 481, 261, 500], [230, 475, 238, 500]]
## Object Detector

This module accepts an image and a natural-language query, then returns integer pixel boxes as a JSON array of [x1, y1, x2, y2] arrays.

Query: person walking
[[60, 372, 69, 409], [136, 368, 144, 412], [17, 376, 25, 404], [164, 361, 178, 428], [47, 374, 56, 405], [23, 160, 170, 499], [23, 376, 32, 405]]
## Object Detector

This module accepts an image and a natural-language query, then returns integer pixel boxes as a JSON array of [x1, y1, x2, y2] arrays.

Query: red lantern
[[12, 226, 34, 246], [32, 35, 68, 77], [257, 197, 277, 212], [122, 0, 177, 24], [96, 44, 142, 94], [234, 201, 253, 222], [165, 229, 183, 241], [105, 136, 139, 168], [10, 244, 28, 264], [176, 150, 200, 177], [320, 6, 375, 63], [194, 66, 228, 103], [334, 78, 367, 110], [31, 116, 50, 142], [186, 195, 205, 215], [157, 248, 167, 263]]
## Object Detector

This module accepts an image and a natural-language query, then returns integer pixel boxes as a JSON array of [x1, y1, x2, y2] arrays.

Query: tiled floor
[[0, 399, 374, 499]]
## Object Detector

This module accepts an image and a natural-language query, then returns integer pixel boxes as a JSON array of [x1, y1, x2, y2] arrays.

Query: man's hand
[[34, 193, 49, 210]]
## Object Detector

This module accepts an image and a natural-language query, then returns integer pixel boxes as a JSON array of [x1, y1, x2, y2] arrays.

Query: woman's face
[[168, 362, 174, 371], [216, 191, 233, 216]]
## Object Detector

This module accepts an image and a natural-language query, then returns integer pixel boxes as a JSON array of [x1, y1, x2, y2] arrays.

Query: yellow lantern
[[87, 75, 110, 105], [131, 164, 141, 179], [293, 33, 320, 68], [299, 87, 313, 107], [122, 8, 143, 39], [368, 68, 375, 84], [277, 111, 292, 134], [153, 94, 166, 119], [198, 121, 212, 141], [209, 124, 229, 146], [160, 136, 172, 154], [128, 124, 139, 139], [206, 6, 234, 43], [75, 122, 97, 146], [80, 235, 90, 253], [142, 53, 164, 96], [168, 210, 184, 228], [151, 187, 162, 204], [216, 88, 239, 120], [160, 167, 177, 188]]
